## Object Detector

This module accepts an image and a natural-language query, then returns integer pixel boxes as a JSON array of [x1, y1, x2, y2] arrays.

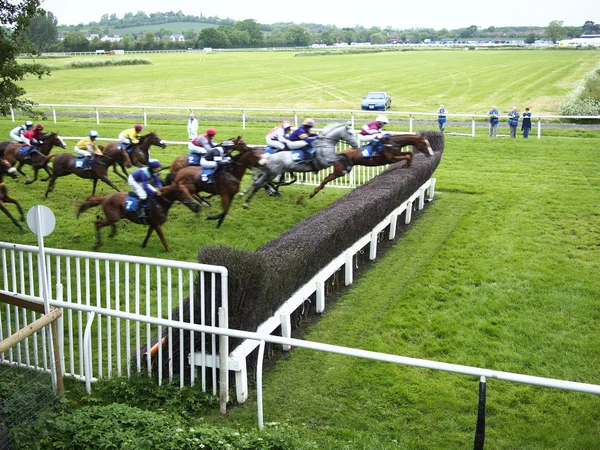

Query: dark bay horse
[[241, 122, 358, 209], [0, 159, 25, 230], [171, 139, 262, 228], [76, 183, 199, 252], [309, 133, 434, 198], [1, 133, 67, 183], [42, 147, 132, 199], [102, 132, 167, 180]]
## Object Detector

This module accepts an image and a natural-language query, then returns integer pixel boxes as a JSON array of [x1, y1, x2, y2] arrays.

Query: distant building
[[101, 34, 122, 42], [170, 34, 185, 42], [558, 34, 600, 47]]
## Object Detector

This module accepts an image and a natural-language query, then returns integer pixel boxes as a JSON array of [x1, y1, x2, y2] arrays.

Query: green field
[[3, 49, 600, 449], [19, 49, 598, 114]]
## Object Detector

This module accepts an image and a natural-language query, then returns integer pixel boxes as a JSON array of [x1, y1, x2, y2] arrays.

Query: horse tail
[[76, 196, 104, 218]]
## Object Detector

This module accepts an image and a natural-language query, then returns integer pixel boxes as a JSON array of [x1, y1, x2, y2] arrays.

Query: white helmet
[[376, 115, 389, 124]]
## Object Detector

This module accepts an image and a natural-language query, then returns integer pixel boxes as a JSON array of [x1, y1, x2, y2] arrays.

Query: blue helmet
[[88, 130, 99, 138], [147, 159, 161, 169]]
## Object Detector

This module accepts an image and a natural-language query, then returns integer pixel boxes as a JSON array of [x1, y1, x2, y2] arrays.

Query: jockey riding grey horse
[[242, 122, 359, 209]]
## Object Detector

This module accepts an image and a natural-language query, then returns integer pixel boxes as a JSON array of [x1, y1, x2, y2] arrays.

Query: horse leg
[[44, 176, 57, 199], [0, 201, 25, 231], [207, 194, 231, 228], [93, 219, 115, 249], [3, 196, 25, 221], [17, 162, 31, 184], [141, 226, 155, 248], [310, 168, 343, 198], [242, 186, 261, 209], [91, 179, 98, 196], [99, 176, 120, 192], [153, 225, 170, 252], [109, 224, 117, 238], [114, 164, 129, 182]]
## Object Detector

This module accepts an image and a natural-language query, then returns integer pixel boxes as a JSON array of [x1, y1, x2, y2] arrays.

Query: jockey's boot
[[136, 204, 147, 221], [83, 156, 91, 170], [207, 175, 216, 184]]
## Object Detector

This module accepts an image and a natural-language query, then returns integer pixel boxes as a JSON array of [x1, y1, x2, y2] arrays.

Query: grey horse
[[242, 122, 359, 208]]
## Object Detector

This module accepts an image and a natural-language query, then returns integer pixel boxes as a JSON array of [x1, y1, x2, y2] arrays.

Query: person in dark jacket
[[521, 108, 532, 138]]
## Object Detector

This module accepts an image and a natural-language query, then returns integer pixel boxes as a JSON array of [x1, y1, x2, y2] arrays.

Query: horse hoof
[[25, 180, 33, 185], [243, 203, 249, 210]]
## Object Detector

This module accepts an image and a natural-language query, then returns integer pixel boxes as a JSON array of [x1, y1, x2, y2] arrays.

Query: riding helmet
[[25, 120, 33, 128], [147, 159, 161, 169], [282, 121, 292, 129], [35, 124, 44, 131], [206, 128, 217, 136], [302, 118, 315, 127], [376, 115, 389, 124], [134, 124, 143, 132], [89, 130, 99, 138]]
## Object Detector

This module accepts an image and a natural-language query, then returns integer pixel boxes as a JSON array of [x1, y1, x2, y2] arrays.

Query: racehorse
[[309, 133, 434, 198], [101, 132, 167, 180], [76, 182, 199, 253], [1, 133, 67, 184], [171, 138, 262, 228], [241, 122, 359, 209], [0, 159, 25, 230], [42, 147, 133, 199]]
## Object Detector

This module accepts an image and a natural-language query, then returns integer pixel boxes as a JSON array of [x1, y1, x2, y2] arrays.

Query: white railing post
[[242, 110, 246, 130], [472, 116, 476, 137], [95, 107, 100, 125], [51, 106, 56, 124], [143, 108, 147, 126], [350, 111, 355, 129], [293, 111, 298, 128], [537, 117, 542, 139], [84, 312, 95, 394], [10, 107, 14, 122], [218, 307, 228, 414], [256, 339, 266, 431], [409, 114, 413, 132]]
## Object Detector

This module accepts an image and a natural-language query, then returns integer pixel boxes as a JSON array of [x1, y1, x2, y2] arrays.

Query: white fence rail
[[9, 104, 600, 139], [0, 243, 228, 392]]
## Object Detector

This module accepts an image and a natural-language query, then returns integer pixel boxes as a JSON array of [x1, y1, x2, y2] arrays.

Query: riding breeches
[[74, 147, 91, 157], [11, 135, 30, 145], [127, 176, 149, 200], [188, 143, 207, 154], [359, 134, 377, 143], [266, 139, 286, 150], [200, 158, 217, 169]]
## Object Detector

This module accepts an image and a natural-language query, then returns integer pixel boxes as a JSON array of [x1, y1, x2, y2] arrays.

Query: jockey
[[188, 128, 218, 157], [118, 124, 143, 151], [22, 124, 45, 157], [127, 158, 163, 220], [359, 115, 389, 148], [74, 130, 103, 170], [286, 118, 319, 154], [9, 120, 34, 145], [200, 139, 234, 183], [266, 120, 293, 151]]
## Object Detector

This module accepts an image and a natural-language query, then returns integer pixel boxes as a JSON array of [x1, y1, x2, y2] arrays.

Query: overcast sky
[[41, 0, 596, 30]]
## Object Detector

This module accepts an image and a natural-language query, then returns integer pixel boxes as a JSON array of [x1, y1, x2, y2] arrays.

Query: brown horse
[[309, 133, 434, 198], [0, 159, 25, 230], [76, 182, 199, 252], [42, 147, 133, 199], [1, 133, 67, 184], [102, 132, 167, 180], [171, 138, 262, 228]]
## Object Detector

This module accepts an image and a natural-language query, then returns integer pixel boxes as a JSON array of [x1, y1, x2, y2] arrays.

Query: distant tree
[[525, 32, 537, 44], [141, 32, 155, 49], [62, 31, 89, 51], [582, 21, 599, 35], [370, 32, 387, 45], [546, 20, 567, 43], [198, 27, 229, 48], [284, 25, 311, 46], [459, 25, 478, 39], [183, 29, 197, 41], [235, 19, 263, 47], [0, 0, 49, 117], [26, 11, 58, 52]]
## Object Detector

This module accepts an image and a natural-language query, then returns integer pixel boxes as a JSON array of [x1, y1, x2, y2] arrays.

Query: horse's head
[[42, 132, 67, 150], [143, 132, 167, 149], [322, 122, 359, 148], [161, 182, 199, 214], [0, 158, 18, 180]]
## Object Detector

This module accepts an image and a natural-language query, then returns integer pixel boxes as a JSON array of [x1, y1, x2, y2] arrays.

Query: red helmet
[[134, 124, 143, 132], [35, 124, 44, 131], [206, 128, 217, 136]]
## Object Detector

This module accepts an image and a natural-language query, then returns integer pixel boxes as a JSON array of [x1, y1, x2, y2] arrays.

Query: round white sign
[[27, 205, 56, 237]]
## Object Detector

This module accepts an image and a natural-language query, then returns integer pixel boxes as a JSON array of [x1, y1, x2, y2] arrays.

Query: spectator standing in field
[[521, 108, 532, 138], [507, 106, 520, 138], [488, 106, 500, 137], [188, 113, 198, 140], [436, 104, 447, 132]]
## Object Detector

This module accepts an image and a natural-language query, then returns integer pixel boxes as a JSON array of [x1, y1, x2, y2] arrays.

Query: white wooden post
[[280, 313, 291, 350], [472, 116, 476, 136], [10, 107, 14, 122], [242, 110, 246, 130], [51, 106, 56, 124], [537, 117, 541, 139], [95, 107, 100, 125], [315, 280, 325, 313], [409, 114, 413, 132], [344, 252, 353, 286], [143, 109, 147, 126]]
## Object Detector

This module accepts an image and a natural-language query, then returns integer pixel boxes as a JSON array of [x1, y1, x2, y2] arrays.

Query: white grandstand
[[558, 34, 600, 47]]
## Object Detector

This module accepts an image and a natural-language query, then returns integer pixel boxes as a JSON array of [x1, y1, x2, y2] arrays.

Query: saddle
[[18, 145, 33, 158], [360, 140, 384, 158], [290, 147, 316, 164], [74, 157, 94, 170]]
